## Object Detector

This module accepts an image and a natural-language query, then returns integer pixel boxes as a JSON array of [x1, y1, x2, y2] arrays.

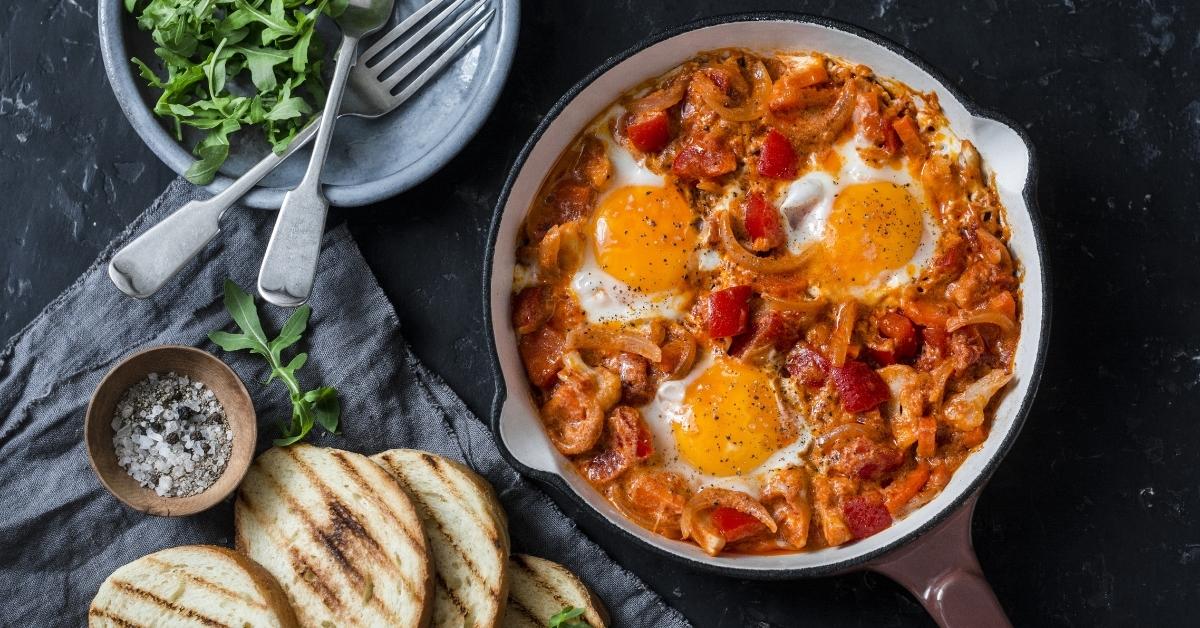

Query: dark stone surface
[[3, 0, 1198, 625]]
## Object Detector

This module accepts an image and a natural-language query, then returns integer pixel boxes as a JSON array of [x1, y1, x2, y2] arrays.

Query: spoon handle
[[257, 35, 359, 308], [108, 121, 320, 299]]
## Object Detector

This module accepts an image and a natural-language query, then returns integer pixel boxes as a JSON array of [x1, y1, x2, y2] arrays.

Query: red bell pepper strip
[[830, 360, 890, 412], [742, 192, 786, 248], [757, 129, 797, 179], [711, 507, 765, 543], [626, 111, 671, 153], [704, 286, 753, 338], [635, 422, 654, 459], [842, 495, 893, 539]]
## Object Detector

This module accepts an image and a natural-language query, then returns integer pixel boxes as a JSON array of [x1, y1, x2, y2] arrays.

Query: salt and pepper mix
[[111, 372, 232, 497]]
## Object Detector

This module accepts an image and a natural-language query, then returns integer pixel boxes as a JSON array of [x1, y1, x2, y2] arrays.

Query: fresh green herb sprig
[[208, 279, 340, 445], [548, 607, 591, 628], [125, 0, 348, 184]]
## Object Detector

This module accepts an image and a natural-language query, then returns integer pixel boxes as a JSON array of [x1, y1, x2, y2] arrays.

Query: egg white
[[569, 108, 699, 324], [776, 136, 941, 299], [637, 352, 813, 497]]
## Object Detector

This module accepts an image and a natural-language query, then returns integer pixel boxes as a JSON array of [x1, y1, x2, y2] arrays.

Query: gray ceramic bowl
[[98, 0, 518, 208]]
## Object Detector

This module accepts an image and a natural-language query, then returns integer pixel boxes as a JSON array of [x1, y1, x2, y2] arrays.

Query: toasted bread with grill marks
[[88, 544, 297, 628], [502, 555, 608, 628], [235, 445, 434, 627], [371, 449, 511, 628]]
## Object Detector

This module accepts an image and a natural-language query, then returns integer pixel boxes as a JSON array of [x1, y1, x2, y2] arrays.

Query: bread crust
[[372, 449, 511, 628], [503, 554, 608, 628], [88, 544, 298, 628], [235, 445, 434, 628]]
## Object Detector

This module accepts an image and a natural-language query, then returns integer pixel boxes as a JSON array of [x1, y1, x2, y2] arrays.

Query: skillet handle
[[867, 493, 1011, 628]]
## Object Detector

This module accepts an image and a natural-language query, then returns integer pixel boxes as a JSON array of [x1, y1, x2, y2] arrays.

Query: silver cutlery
[[255, 0, 396, 308], [108, 0, 495, 300]]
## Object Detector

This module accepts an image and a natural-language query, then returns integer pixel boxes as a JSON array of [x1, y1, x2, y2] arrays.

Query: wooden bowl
[[85, 345, 256, 516]]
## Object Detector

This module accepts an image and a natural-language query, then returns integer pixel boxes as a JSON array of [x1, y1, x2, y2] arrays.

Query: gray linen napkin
[[0, 179, 690, 627]]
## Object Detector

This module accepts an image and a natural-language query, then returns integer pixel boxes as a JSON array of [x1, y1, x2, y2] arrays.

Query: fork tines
[[359, 0, 495, 96]]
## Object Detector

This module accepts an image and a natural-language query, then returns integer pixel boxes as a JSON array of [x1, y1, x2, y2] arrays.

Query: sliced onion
[[815, 422, 875, 450], [762, 293, 827, 315], [828, 301, 857, 367], [627, 80, 688, 114], [975, 227, 1012, 267], [760, 468, 812, 550], [695, 60, 773, 122], [946, 310, 1016, 333], [567, 326, 663, 363], [613, 469, 690, 538], [681, 488, 776, 556], [537, 220, 583, 277], [717, 210, 812, 273]]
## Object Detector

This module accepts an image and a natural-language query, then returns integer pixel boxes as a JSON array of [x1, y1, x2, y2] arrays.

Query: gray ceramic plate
[[98, 0, 518, 208]]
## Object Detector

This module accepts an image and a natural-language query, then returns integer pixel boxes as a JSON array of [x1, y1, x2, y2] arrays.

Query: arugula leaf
[[126, 0, 338, 183], [305, 386, 340, 433], [185, 123, 235, 185], [132, 57, 166, 87], [266, 96, 309, 120], [208, 279, 341, 445], [548, 607, 590, 628], [239, 46, 290, 91]]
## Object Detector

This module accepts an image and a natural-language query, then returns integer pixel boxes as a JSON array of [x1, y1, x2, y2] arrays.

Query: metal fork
[[109, 0, 495, 299]]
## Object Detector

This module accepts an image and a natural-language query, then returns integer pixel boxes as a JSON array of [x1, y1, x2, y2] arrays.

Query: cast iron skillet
[[483, 13, 1050, 627]]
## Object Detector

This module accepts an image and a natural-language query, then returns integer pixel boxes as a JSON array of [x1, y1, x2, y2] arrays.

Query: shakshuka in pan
[[509, 48, 1020, 556]]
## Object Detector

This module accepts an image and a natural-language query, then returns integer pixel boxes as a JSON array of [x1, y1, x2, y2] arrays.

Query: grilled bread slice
[[502, 555, 608, 628], [235, 445, 434, 627], [371, 449, 511, 628], [88, 544, 297, 628]]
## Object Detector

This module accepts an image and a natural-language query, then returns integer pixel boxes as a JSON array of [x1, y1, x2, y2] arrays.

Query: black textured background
[[3, 1, 1198, 626]]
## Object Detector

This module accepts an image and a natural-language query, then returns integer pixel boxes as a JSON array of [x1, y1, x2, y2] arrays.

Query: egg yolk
[[815, 181, 924, 289], [673, 357, 783, 476], [593, 185, 697, 294]]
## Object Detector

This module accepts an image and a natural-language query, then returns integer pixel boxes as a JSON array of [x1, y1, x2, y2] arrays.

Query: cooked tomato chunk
[[757, 129, 797, 179], [704, 286, 753, 338], [625, 111, 672, 152], [830, 360, 890, 412], [730, 306, 799, 358], [742, 192, 786, 249], [842, 494, 893, 539], [711, 507, 767, 543]]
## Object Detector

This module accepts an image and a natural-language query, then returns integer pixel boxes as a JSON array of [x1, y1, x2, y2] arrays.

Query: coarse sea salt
[[111, 371, 232, 498]]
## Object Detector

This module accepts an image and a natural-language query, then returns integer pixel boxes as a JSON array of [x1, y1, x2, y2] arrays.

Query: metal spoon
[[257, 0, 396, 307]]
